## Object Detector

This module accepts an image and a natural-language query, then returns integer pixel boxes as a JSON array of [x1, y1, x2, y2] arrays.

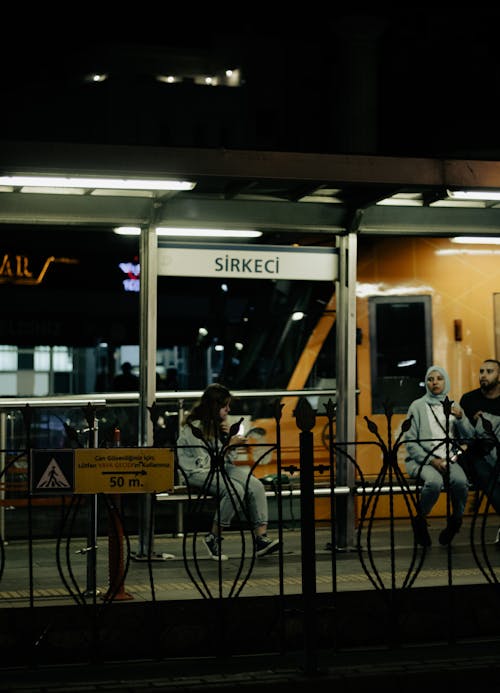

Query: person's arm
[[176, 423, 211, 472], [404, 403, 431, 466], [459, 392, 477, 426], [225, 433, 247, 463], [219, 419, 247, 464], [475, 412, 500, 441], [452, 403, 476, 442]]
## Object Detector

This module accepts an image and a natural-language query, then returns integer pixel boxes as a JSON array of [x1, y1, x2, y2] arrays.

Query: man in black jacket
[[459, 359, 500, 522]]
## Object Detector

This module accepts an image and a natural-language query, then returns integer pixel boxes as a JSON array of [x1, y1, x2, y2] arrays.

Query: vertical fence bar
[[296, 397, 317, 676], [84, 407, 99, 599], [0, 411, 5, 542]]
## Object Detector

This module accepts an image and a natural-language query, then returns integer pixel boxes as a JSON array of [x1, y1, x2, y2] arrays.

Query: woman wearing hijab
[[404, 365, 475, 547]]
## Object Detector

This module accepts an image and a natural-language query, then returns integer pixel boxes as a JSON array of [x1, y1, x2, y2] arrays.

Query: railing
[[0, 391, 499, 674]]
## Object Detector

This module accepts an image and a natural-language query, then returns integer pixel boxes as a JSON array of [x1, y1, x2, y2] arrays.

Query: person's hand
[[431, 457, 447, 473], [229, 433, 247, 447], [473, 410, 483, 422], [451, 404, 462, 419]]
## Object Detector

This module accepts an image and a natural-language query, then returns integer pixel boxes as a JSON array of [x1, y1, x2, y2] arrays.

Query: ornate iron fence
[[0, 393, 499, 673]]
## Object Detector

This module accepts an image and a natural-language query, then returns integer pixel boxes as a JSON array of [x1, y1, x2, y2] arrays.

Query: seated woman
[[176, 383, 280, 560], [404, 365, 475, 547]]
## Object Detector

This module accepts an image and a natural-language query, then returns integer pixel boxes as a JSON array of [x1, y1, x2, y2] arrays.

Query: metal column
[[136, 224, 158, 557], [335, 232, 357, 549]]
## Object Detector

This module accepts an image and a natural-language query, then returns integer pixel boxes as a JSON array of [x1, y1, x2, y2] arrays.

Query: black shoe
[[254, 535, 280, 557], [203, 533, 228, 561], [412, 515, 432, 547], [438, 517, 462, 546]]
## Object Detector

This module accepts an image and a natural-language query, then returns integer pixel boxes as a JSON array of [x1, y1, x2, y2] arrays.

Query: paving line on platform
[[0, 567, 487, 604]]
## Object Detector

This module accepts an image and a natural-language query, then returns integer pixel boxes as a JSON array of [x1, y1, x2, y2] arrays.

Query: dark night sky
[[4, 10, 500, 158]]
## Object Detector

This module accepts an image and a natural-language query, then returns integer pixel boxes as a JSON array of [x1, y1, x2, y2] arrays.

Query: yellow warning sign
[[74, 448, 174, 494]]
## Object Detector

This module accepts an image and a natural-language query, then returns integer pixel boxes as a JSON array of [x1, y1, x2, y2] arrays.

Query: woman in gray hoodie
[[404, 365, 475, 547], [176, 383, 280, 561]]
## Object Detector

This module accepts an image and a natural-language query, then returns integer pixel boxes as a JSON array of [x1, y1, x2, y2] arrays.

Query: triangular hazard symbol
[[37, 457, 71, 489]]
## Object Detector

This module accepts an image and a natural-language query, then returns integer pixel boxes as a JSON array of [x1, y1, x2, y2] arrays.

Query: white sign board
[[157, 242, 338, 281]]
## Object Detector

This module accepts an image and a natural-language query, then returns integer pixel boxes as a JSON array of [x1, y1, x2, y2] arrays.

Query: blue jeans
[[469, 456, 500, 514], [405, 459, 469, 518], [186, 463, 268, 529]]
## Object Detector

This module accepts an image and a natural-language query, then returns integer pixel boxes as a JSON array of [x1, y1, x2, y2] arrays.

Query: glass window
[[0, 346, 17, 371], [52, 346, 73, 372], [33, 372, 50, 396], [369, 295, 432, 413], [0, 373, 17, 395], [34, 346, 51, 371], [18, 351, 34, 370]]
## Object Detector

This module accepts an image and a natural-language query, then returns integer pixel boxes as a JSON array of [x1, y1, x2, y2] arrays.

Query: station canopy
[[2, 140, 500, 243]]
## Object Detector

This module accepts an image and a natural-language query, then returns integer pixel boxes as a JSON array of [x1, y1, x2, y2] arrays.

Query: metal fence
[[1, 392, 500, 674]]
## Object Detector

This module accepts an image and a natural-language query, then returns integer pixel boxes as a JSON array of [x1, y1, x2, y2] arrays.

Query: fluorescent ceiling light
[[0, 176, 195, 191], [451, 236, 500, 245], [155, 227, 262, 238], [114, 227, 262, 238], [115, 227, 142, 235], [448, 189, 500, 201], [377, 198, 422, 206], [19, 186, 88, 195], [377, 193, 423, 207], [437, 249, 500, 256]]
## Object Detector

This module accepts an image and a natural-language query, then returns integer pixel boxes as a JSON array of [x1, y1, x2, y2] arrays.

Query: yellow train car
[[243, 235, 500, 522]]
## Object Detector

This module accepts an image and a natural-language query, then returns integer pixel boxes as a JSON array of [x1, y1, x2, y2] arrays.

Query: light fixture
[[156, 75, 179, 84], [377, 194, 423, 207], [115, 227, 141, 235], [114, 227, 262, 238], [0, 176, 196, 191], [451, 236, 500, 245], [155, 227, 262, 238], [291, 311, 305, 321], [448, 189, 500, 201]]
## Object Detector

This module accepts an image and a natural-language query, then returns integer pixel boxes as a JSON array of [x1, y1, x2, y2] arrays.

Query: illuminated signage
[[0, 254, 78, 285], [119, 258, 140, 292]]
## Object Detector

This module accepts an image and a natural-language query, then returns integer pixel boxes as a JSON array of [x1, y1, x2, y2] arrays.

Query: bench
[[155, 479, 426, 534], [156, 483, 347, 534]]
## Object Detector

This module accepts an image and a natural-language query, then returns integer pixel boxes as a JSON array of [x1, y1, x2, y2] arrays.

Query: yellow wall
[[246, 236, 500, 520], [355, 236, 500, 516]]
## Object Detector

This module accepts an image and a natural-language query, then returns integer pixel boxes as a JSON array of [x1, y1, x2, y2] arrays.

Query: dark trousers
[[467, 456, 500, 515]]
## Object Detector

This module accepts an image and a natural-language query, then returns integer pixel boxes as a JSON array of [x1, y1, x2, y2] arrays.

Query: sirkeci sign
[[157, 242, 338, 281]]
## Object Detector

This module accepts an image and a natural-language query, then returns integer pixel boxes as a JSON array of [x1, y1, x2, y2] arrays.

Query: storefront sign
[[0, 254, 78, 285]]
